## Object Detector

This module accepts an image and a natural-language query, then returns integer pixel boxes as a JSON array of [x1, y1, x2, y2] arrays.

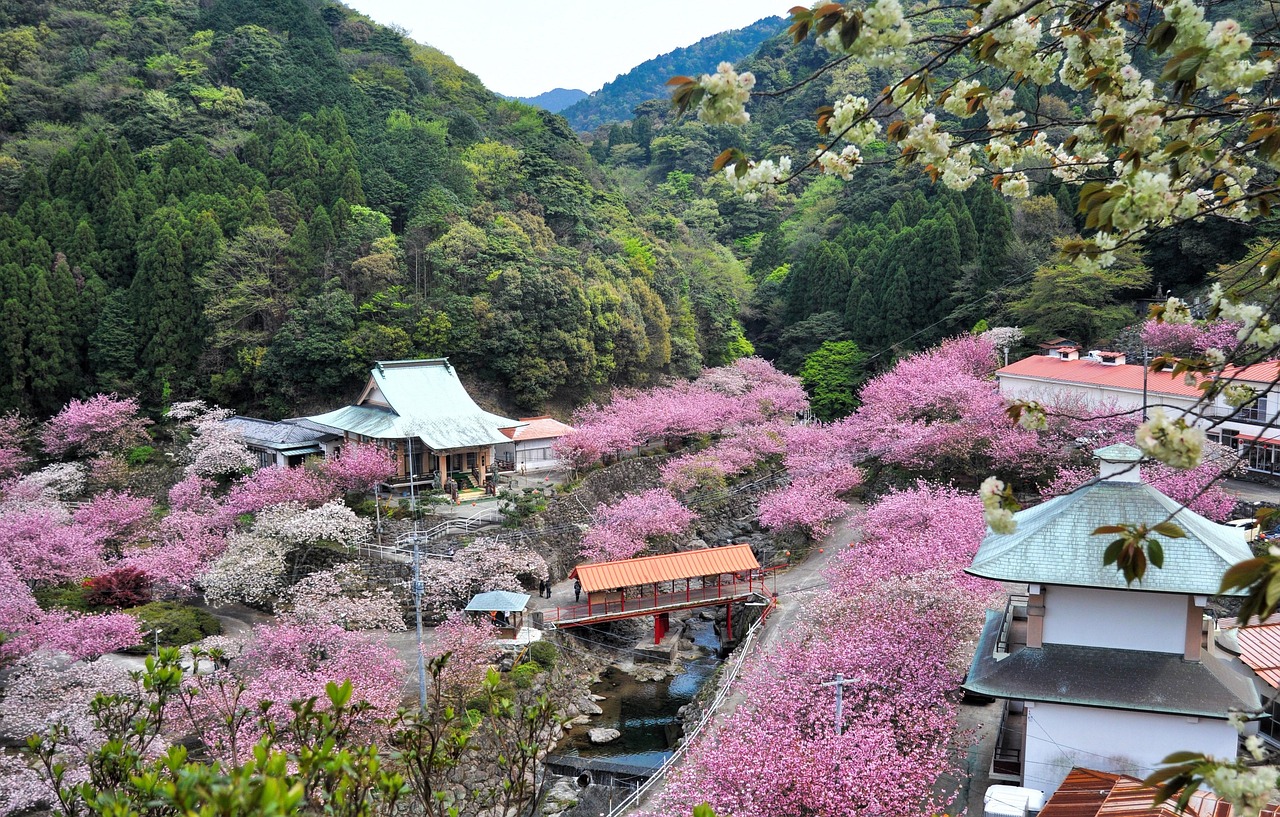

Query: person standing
[[573, 579, 582, 603]]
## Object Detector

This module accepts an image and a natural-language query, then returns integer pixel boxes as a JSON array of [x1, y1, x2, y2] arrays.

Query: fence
[[602, 596, 776, 816]]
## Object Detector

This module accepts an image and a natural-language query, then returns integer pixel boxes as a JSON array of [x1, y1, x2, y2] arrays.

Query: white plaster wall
[[997, 377, 1199, 419], [1041, 586, 1187, 652], [1023, 703, 1238, 796]]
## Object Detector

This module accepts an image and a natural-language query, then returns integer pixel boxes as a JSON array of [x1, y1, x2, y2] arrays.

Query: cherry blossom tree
[[238, 621, 406, 744], [201, 501, 371, 608], [417, 539, 547, 619], [1141, 319, 1245, 357], [321, 442, 396, 493], [656, 485, 995, 817], [579, 488, 698, 562], [757, 422, 864, 538], [219, 463, 337, 521], [424, 611, 500, 697], [72, 490, 155, 554], [0, 562, 141, 663], [660, 421, 788, 493], [557, 358, 807, 468], [39, 394, 152, 458], [280, 563, 405, 631], [169, 401, 255, 478]]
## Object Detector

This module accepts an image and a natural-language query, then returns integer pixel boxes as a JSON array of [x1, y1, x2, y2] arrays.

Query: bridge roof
[[570, 544, 760, 593]]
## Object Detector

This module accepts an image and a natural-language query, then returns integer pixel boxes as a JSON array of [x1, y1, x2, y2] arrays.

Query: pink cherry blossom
[[320, 442, 396, 493], [39, 394, 152, 457], [579, 488, 697, 562], [425, 610, 500, 695]]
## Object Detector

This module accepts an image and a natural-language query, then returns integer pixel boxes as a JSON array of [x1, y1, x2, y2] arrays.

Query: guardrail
[[603, 596, 776, 817]]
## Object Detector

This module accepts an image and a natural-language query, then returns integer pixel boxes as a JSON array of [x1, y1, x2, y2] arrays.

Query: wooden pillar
[[654, 582, 659, 607], [437, 454, 446, 480], [686, 578, 690, 602], [655, 612, 669, 644], [1185, 595, 1206, 661], [726, 601, 732, 641], [1026, 585, 1045, 649]]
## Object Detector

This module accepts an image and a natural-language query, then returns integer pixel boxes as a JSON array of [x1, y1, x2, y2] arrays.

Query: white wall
[[997, 376, 1200, 418], [1041, 586, 1188, 653], [1023, 703, 1238, 796]]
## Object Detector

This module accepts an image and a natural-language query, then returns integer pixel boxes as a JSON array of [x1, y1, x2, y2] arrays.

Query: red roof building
[[997, 354, 1280, 475], [494, 415, 574, 472]]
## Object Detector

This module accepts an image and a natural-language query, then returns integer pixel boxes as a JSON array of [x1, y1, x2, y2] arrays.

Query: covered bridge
[[548, 544, 768, 642]]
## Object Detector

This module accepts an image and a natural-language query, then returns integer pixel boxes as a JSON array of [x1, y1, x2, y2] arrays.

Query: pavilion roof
[[464, 591, 530, 613], [569, 544, 760, 593]]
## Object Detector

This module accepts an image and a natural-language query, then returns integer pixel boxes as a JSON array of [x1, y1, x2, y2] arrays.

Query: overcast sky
[[343, 1, 788, 98]]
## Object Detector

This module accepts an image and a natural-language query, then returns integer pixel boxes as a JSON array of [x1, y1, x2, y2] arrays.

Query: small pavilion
[[465, 590, 531, 639], [552, 544, 766, 643]]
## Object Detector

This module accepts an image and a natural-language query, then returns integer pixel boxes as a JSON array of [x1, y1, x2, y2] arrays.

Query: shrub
[[123, 601, 221, 653], [85, 567, 153, 608], [127, 445, 156, 466], [32, 582, 97, 613], [511, 661, 542, 689], [527, 640, 558, 668]]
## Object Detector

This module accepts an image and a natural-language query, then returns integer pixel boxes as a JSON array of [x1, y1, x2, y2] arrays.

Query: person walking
[[573, 579, 582, 603]]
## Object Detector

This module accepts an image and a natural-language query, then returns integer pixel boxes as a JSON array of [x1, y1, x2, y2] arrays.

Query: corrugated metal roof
[[1228, 618, 1280, 688], [998, 355, 1280, 395], [464, 591, 531, 612], [1042, 768, 1277, 817], [968, 479, 1252, 595], [306, 359, 523, 451], [570, 544, 760, 593], [1038, 768, 1119, 817]]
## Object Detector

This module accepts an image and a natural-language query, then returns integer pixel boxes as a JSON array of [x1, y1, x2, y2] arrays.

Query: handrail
[[603, 597, 776, 817]]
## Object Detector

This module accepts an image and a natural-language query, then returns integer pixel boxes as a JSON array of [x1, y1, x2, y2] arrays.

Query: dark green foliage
[[510, 661, 541, 689], [122, 601, 223, 653], [33, 582, 96, 613], [527, 639, 558, 667]]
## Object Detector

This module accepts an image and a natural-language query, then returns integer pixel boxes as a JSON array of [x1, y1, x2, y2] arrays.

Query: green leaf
[[1103, 538, 1125, 566], [1151, 521, 1186, 539], [1148, 538, 1164, 570]]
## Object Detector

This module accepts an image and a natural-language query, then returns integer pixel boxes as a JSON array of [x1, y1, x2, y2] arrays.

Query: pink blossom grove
[[579, 488, 697, 562], [654, 484, 996, 817], [38, 394, 152, 457], [556, 357, 807, 468], [425, 610, 501, 696]]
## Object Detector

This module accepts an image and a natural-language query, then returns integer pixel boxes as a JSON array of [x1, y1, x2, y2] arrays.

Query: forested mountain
[[504, 88, 587, 113], [587, 10, 1258, 376], [560, 16, 787, 132], [0, 0, 755, 418]]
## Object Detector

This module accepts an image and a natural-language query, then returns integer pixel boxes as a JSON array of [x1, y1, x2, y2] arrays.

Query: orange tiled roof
[[1041, 768, 1275, 817], [569, 544, 760, 593], [499, 415, 574, 442], [1220, 613, 1280, 688], [998, 356, 1280, 397]]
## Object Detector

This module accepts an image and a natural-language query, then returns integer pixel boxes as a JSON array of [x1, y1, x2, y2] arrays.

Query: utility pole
[[821, 674, 857, 735], [412, 537, 428, 711], [1142, 346, 1150, 421]]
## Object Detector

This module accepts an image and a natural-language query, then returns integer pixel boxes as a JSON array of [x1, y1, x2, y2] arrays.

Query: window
[[1240, 393, 1270, 423], [251, 447, 274, 469]]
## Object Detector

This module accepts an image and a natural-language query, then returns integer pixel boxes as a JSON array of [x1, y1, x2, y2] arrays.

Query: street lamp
[[411, 540, 428, 711], [152, 627, 164, 658]]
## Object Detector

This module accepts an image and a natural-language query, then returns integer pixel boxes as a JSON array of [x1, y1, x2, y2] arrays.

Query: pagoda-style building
[[964, 444, 1261, 796], [308, 359, 522, 493]]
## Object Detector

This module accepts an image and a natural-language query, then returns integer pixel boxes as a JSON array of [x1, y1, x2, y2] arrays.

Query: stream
[[559, 618, 722, 769]]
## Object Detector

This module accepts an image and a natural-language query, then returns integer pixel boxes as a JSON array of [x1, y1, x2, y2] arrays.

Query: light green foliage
[[800, 340, 868, 420]]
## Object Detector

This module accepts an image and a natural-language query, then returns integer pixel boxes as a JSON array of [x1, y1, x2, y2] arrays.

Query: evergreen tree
[[130, 223, 202, 389], [89, 290, 140, 392], [27, 267, 76, 414]]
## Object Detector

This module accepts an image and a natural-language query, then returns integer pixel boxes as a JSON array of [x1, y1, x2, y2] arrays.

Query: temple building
[[308, 359, 522, 493], [963, 444, 1261, 796]]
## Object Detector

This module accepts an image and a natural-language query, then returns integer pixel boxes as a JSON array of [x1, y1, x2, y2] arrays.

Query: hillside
[[586, 11, 1256, 374], [560, 16, 787, 131], [0, 0, 755, 418], [504, 88, 587, 113]]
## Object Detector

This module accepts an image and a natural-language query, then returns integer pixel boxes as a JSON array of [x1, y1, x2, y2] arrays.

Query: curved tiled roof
[[968, 480, 1251, 595]]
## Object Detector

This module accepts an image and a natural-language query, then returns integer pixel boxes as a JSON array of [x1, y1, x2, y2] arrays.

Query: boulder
[[576, 699, 603, 716], [588, 728, 621, 744]]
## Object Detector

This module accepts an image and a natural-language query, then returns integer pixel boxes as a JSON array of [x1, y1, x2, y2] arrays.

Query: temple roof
[[963, 611, 1262, 717], [968, 478, 1251, 595], [308, 359, 521, 451]]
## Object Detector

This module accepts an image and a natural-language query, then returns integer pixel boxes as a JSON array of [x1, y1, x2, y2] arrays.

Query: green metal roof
[[307, 359, 521, 451], [465, 591, 531, 612], [968, 480, 1252, 595]]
